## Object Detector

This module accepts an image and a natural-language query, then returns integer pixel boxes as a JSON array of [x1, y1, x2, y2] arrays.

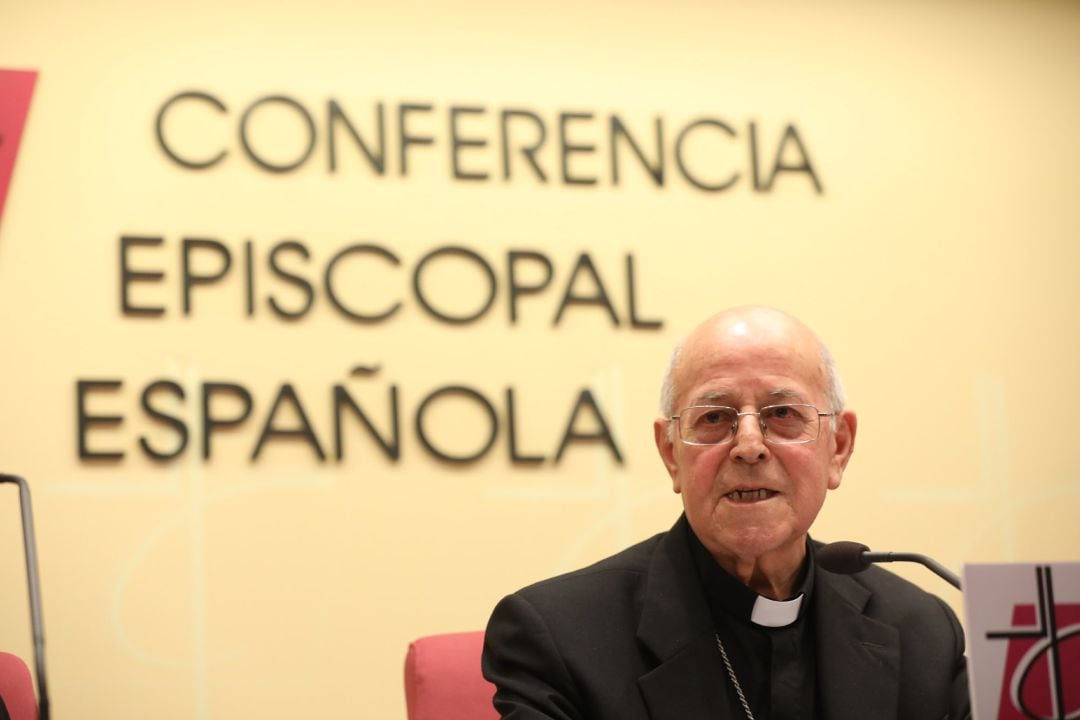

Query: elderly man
[[483, 307, 970, 720]]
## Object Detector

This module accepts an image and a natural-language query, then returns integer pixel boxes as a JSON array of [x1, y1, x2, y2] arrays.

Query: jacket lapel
[[635, 519, 903, 720], [635, 517, 735, 720], [815, 570, 901, 720]]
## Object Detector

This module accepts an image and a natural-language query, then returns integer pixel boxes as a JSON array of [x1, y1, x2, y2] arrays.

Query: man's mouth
[[725, 489, 777, 503]]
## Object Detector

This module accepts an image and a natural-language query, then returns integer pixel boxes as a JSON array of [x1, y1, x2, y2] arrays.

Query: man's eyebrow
[[692, 390, 735, 405], [767, 388, 806, 401]]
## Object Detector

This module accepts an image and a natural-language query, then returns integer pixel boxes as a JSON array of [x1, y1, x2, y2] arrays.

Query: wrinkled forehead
[[675, 312, 826, 404]]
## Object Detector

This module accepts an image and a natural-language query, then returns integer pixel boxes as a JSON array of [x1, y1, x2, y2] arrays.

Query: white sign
[[963, 562, 1080, 720]]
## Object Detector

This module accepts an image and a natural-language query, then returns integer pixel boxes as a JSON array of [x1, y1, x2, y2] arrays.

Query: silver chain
[[715, 633, 756, 720]]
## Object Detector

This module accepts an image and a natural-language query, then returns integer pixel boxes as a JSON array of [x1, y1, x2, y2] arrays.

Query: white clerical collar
[[750, 593, 804, 628]]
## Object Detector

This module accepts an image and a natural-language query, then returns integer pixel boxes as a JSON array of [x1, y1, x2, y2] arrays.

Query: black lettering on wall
[[554, 253, 619, 326], [139, 380, 189, 460], [327, 99, 386, 175], [500, 109, 548, 182], [555, 389, 623, 463], [507, 250, 554, 324], [267, 240, 314, 319], [120, 236, 166, 317], [398, 103, 435, 176], [559, 112, 598, 186], [333, 381, 400, 461], [506, 388, 544, 464], [239, 95, 316, 173], [324, 243, 402, 322], [449, 105, 489, 181], [77, 379, 125, 461], [415, 385, 498, 464], [155, 91, 228, 169], [152, 91, 824, 195], [610, 115, 664, 186], [626, 254, 662, 330], [766, 124, 823, 193], [244, 240, 256, 316], [412, 246, 497, 325], [201, 382, 253, 459], [674, 118, 739, 192], [182, 238, 232, 315], [252, 383, 326, 461]]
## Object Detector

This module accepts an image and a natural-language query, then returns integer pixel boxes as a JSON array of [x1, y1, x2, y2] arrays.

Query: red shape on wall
[[0, 69, 39, 232]]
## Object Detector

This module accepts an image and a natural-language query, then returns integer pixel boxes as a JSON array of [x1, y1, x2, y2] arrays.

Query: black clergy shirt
[[688, 524, 819, 720]]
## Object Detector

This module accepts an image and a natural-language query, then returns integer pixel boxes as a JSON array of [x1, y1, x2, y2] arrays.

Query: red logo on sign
[[0, 69, 38, 231], [988, 567, 1080, 720]]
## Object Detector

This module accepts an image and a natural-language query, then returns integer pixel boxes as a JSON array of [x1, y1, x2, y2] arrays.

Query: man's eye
[[699, 409, 734, 425], [766, 405, 808, 423]]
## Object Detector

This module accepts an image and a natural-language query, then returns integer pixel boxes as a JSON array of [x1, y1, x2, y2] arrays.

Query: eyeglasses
[[670, 404, 834, 446]]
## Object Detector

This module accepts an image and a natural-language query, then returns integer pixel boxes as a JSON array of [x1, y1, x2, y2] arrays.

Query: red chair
[[0, 652, 37, 720], [405, 631, 498, 720]]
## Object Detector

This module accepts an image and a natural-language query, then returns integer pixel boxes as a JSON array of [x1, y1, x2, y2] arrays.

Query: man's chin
[[699, 517, 805, 566]]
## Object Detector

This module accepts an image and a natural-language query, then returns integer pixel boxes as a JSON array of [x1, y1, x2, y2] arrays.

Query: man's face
[[654, 311, 856, 568]]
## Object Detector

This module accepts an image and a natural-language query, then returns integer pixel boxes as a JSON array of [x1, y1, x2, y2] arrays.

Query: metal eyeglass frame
[[669, 404, 834, 446]]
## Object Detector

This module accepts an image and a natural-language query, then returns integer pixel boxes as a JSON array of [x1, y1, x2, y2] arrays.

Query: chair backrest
[[0, 652, 36, 720], [404, 631, 498, 720]]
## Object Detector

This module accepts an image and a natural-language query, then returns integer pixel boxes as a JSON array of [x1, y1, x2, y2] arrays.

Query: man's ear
[[654, 418, 682, 493], [827, 409, 857, 490]]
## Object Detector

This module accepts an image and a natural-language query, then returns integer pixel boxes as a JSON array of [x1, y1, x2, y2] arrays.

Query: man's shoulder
[[511, 528, 669, 606], [820, 556, 958, 626]]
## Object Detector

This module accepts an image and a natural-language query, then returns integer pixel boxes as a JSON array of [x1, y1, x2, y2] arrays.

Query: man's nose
[[729, 413, 768, 464]]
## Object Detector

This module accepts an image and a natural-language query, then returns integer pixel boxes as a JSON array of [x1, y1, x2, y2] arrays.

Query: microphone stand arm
[[864, 551, 962, 591]]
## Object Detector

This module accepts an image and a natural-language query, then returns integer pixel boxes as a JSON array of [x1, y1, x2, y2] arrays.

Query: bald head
[[659, 307, 846, 422]]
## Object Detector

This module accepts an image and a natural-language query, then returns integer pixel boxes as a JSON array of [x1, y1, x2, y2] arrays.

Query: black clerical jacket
[[483, 515, 971, 720]]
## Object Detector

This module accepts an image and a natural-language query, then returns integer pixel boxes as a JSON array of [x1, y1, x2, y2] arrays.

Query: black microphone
[[817, 540, 962, 591], [1, 474, 50, 720]]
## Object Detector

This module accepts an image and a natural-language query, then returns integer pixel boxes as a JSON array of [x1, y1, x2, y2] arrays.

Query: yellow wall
[[1, 1, 1078, 718]]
